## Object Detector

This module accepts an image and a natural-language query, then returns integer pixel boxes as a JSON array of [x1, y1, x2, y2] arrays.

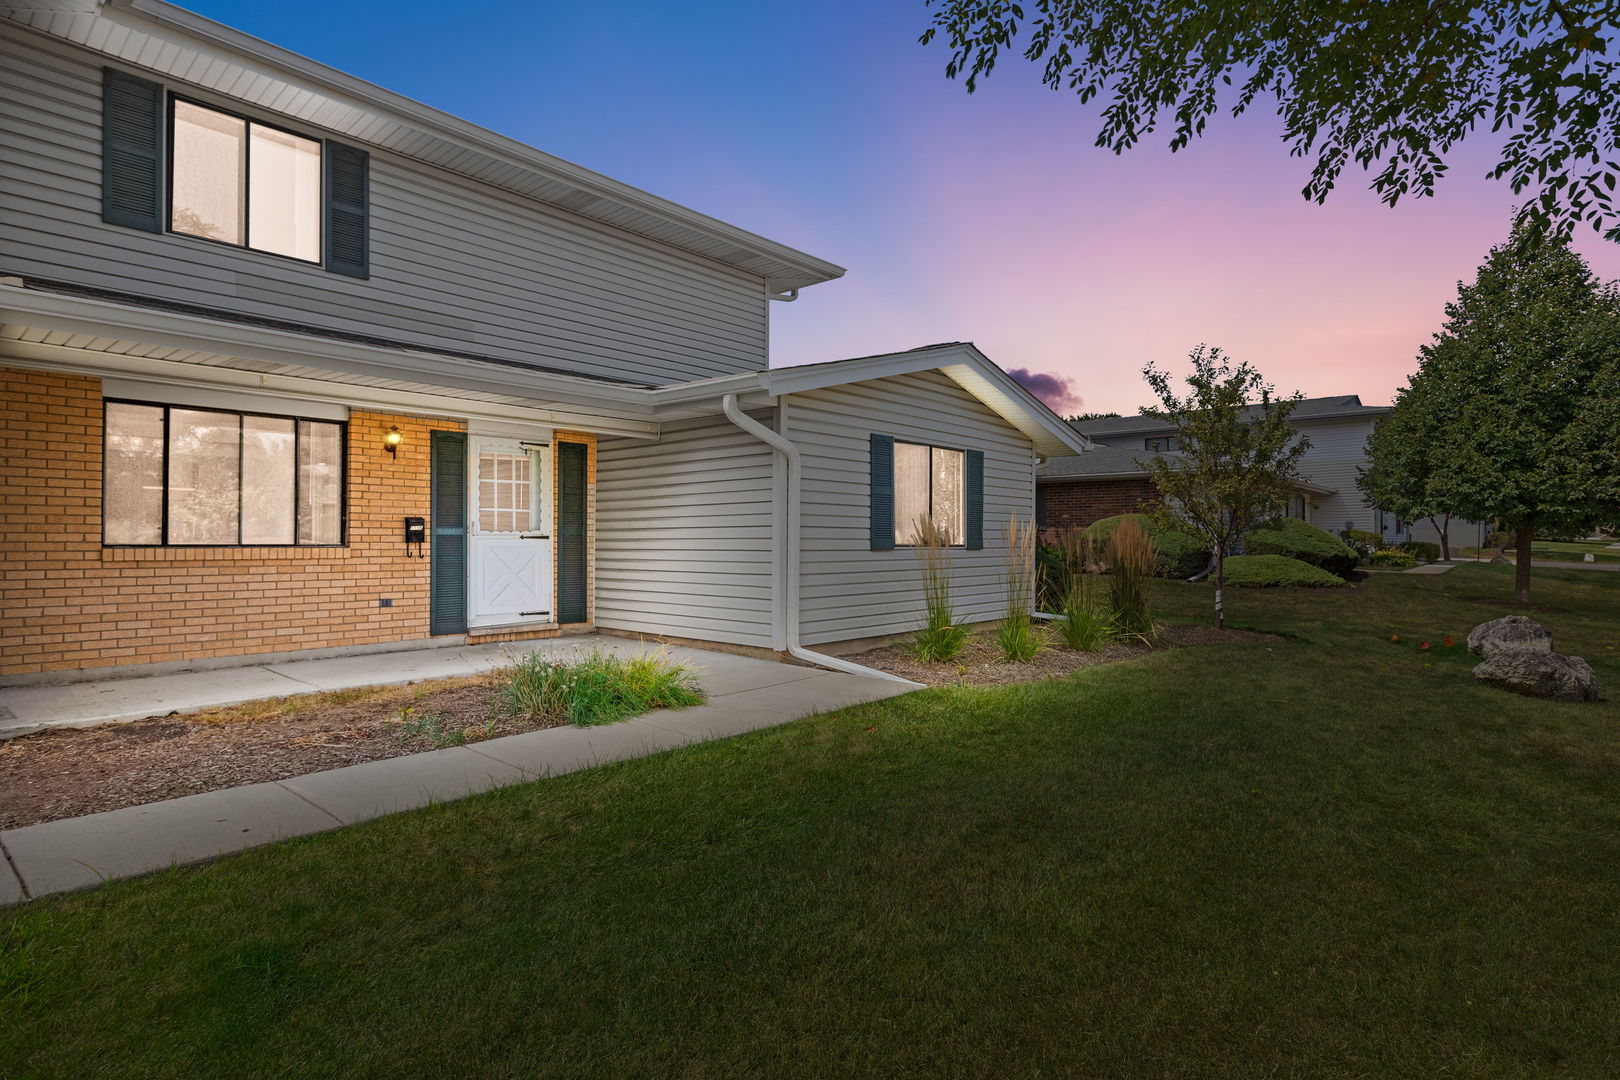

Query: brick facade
[[1036, 477, 1160, 535], [0, 366, 585, 677]]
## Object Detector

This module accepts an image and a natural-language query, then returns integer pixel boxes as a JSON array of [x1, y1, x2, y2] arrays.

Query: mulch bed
[[848, 623, 1276, 688], [0, 674, 563, 831]]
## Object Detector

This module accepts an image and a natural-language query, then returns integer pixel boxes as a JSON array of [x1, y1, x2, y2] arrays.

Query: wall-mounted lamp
[[384, 426, 403, 456]]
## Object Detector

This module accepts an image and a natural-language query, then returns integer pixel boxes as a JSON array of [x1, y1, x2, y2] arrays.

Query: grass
[[4, 565, 1619, 1078]]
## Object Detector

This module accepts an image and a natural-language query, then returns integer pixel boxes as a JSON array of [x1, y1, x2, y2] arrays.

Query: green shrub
[[1369, 548, 1418, 569], [914, 622, 969, 663], [499, 648, 704, 727], [996, 618, 1045, 662], [1399, 540, 1440, 563], [1223, 554, 1348, 588], [1085, 513, 1208, 579], [1245, 517, 1358, 578], [1340, 528, 1384, 560]]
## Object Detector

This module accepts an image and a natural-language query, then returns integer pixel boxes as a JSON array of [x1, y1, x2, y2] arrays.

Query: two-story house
[[1036, 395, 1480, 545], [0, 0, 1087, 683]]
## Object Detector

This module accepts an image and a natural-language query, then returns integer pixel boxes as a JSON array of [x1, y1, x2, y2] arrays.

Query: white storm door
[[469, 438, 552, 627]]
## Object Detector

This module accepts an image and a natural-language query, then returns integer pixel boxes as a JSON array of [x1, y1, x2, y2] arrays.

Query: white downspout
[[721, 393, 919, 685]]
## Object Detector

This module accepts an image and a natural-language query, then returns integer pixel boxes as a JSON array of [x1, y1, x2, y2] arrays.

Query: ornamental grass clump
[[1051, 526, 1115, 652], [499, 647, 704, 727], [1106, 515, 1158, 642], [997, 515, 1045, 661], [911, 514, 969, 663]]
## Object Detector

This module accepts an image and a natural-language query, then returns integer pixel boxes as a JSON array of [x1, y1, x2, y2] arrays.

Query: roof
[[2, 0, 844, 294], [1036, 445, 1183, 480], [653, 343, 1094, 457], [1037, 444, 1335, 495], [1, 283, 1092, 454], [1075, 395, 1390, 438]]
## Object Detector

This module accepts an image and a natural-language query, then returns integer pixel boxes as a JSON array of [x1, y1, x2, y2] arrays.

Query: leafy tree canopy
[[1374, 220, 1620, 599], [920, 1, 1620, 238]]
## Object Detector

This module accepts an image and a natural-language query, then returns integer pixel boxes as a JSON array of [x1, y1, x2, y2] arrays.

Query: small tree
[[1141, 347, 1309, 628], [1358, 373, 1457, 561]]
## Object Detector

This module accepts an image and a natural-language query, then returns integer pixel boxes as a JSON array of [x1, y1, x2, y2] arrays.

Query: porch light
[[384, 426, 403, 456]]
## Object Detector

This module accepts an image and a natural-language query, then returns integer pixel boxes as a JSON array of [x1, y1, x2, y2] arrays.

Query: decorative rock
[[1473, 651, 1599, 703], [1466, 615, 1554, 658]]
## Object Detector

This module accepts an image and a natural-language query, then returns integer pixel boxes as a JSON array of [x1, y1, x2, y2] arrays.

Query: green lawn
[[4, 565, 1618, 1079], [1525, 539, 1620, 563]]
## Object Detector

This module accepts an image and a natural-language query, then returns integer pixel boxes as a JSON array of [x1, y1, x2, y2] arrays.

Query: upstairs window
[[171, 99, 322, 262], [894, 441, 966, 546], [104, 402, 345, 546], [1144, 436, 1180, 452], [103, 68, 369, 275]]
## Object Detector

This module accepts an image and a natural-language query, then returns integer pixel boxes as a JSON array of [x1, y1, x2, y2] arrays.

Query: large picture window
[[894, 441, 965, 546], [104, 402, 345, 546], [170, 98, 322, 262]]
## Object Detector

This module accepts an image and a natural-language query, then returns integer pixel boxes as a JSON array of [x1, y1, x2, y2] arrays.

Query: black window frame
[[165, 93, 326, 266], [101, 398, 349, 548], [1144, 436, 1179, 452], [892, 439, 968, 549]]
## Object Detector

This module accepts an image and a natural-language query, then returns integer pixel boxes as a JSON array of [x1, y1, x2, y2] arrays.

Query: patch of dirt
[[849, 622, 1276, 688], [0, 674, 563, 830]]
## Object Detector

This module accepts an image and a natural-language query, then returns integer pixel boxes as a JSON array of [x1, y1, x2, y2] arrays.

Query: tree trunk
[[1430, 515, 1452, 562], [1214, 548, 1225, 629], [1514, 524, 1534, 603]]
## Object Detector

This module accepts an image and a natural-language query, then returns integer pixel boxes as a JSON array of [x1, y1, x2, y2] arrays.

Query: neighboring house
[[1038, 395, 1408, 540], [0, 1, 1086, 681]]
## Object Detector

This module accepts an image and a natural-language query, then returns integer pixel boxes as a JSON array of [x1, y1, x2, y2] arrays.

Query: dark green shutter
[[557, 442, 588, 624], [323, 141, 370, 278], [869, 434, 894, 551], [964, 449, 985, 550], [430, 431, 468, 636], [101, 68, 164, 232]]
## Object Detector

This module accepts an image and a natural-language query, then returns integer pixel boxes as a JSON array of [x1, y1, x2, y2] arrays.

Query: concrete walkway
[[0, 638, 919, 904], [1404, 562, 1459, 575]]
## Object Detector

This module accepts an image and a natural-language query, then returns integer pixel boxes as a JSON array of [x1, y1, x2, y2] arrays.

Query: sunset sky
[[192, 0, 1620, 415]]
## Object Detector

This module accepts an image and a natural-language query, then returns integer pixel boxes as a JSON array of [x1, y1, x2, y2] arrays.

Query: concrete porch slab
[[1, 781, 342, 898], [0, 666, 320, 738], [0, 851, 24, 906]]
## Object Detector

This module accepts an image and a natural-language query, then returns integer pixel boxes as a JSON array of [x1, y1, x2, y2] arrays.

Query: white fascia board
[[0, 341, 660, 438], [756, 344, 1092, 457], [1038, 468, 1336, 497], [102, 0, 844, 292], [0, 284, 656, 415]]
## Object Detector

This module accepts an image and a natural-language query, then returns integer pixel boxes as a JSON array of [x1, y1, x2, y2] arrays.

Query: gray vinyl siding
[[1294, 419, 1377, 533], [783, 371, 1036, 646], [0, 27, 768, 385], [594, 413, 778, 648]]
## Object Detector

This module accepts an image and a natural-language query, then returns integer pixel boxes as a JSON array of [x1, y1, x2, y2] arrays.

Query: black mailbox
[[404, 516, 425, 556]]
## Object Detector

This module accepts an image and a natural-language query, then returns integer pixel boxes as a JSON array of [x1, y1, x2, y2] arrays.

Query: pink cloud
[[1007, 367, 1083, 415]]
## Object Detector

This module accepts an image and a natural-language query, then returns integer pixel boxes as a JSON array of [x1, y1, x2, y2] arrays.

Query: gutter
[[720, 394, 920, 686]]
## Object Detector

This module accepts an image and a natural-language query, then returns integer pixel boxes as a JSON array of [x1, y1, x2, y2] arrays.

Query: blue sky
[[188, 0, 1620, 413]]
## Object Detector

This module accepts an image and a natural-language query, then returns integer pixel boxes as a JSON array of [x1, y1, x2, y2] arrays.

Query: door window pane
[[478, 451, 533, 533], [931, 447, 965, 545], [171, 101, 244, 244], [104, 403, 164, 544], [894, 441, 930, 546], [248, 124, 322, 261], [297, 421, 343, 544], [167, 409, 240, 543], [241, 415, 295, 544]]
